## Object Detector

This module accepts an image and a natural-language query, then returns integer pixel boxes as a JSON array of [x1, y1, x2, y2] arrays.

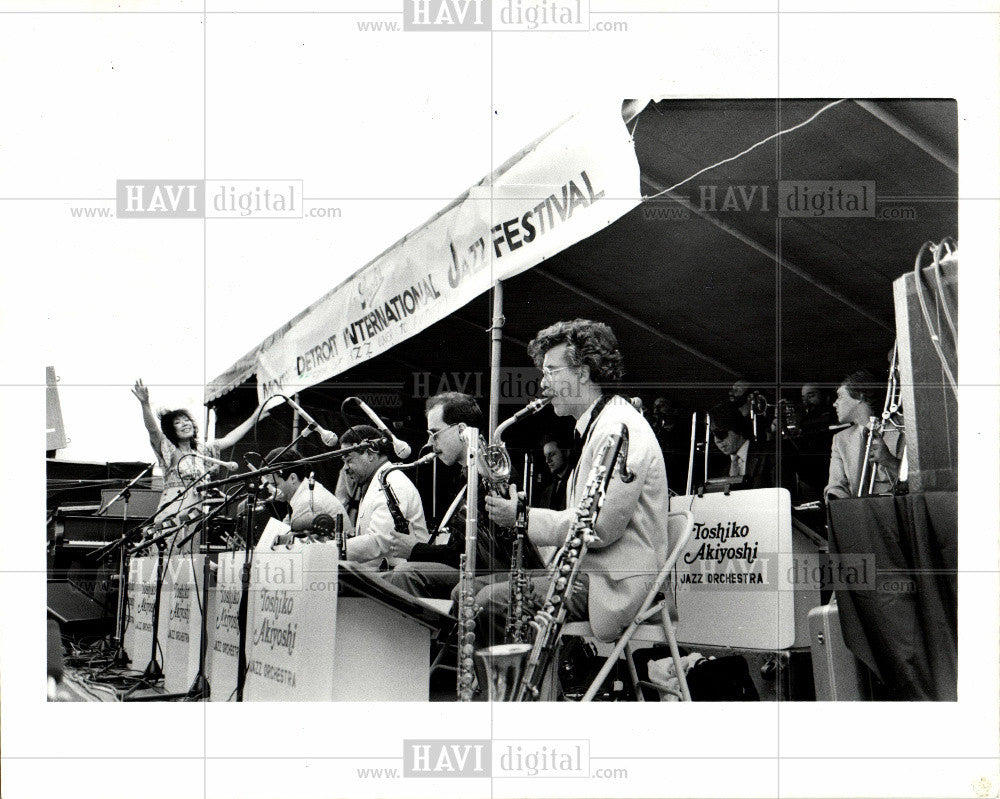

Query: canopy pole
[[488, 282, 504, 438]]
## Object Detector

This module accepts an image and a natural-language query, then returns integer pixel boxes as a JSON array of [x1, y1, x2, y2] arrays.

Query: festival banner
[[206, 104, 642, 402]]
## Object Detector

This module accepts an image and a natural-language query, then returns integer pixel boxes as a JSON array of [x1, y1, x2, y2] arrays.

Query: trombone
[[858, 341, 904, 496]]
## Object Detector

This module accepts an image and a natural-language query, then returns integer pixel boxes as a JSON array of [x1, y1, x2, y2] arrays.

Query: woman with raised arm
[[131, 379, 274, 523]]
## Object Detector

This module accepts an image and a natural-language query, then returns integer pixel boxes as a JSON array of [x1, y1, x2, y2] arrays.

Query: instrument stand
[[104, 487, 133, 669], [93, 464, 153, 668]]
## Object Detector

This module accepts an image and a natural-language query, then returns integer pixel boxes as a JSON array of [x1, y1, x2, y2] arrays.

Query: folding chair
[[562, 509, 694, 702]]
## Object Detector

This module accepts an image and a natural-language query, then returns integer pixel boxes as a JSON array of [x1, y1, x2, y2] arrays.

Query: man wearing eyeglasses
[[480, 319, 670, 646], [708, 401, 776, 490], [386, 392, 530, 599]]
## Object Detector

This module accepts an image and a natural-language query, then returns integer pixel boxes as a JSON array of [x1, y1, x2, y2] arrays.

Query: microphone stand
[[205, 437, 383, 702], [234, 475, 261, 702], [133, 536, 168, 685], [121, 473, 216, 698], [95, 463, 153, 667], [173, 485, 248, 701]]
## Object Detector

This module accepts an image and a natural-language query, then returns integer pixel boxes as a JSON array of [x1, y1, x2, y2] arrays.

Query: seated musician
[[778, 383, 837, 502], [338, 425, 429, 570], [481, 319, 669, 647], [264, 447, 354, 534], [825, 370, 905, 500], [708, 401, 776, 490], [538, 435, 572, 511], [387, 392, 518, 599]]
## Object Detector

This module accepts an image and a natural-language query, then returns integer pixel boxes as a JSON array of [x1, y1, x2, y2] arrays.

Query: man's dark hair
[[710, 401, 752, 440], [265, 447, 309, 480], [340, 424, 392, 457], [540, 434, 571, 451], [841, 370, 884, 409], [159, 409, 200, 449], [425, 392, 484, 428], [527, 319, 625, 383]]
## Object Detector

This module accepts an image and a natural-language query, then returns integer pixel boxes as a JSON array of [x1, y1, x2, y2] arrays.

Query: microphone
[[195, 452, 239, 470], [287, 396, 339, 446], [348, 396, 411, 459]]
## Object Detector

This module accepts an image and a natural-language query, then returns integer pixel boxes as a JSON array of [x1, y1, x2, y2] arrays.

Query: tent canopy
[[210, 98, 957, 435]]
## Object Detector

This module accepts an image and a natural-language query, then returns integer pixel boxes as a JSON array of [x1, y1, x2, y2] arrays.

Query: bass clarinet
[[478, 422, 634, 702]]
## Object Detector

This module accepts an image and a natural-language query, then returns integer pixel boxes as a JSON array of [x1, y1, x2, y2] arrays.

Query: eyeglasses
[[426, 422, 460, 442], [540, 364, 576, 380]]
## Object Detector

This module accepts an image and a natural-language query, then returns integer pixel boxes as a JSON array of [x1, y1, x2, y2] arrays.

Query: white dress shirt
[[346, 461, 429, 569]]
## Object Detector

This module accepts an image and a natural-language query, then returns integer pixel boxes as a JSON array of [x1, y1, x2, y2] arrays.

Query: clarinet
[[457, 427, 480, 701], [504, 492, 530, 644], [511, 424, 633, 702]]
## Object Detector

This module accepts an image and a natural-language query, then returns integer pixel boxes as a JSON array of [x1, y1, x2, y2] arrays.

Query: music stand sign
[[673, 488, 819, 650]]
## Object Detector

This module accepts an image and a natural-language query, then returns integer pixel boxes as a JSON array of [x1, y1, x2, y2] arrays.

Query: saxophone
[[475, 397, 550, 497], [478, 423, 634, 702], [379, 452, 436, 535], [456, 427, 481, 702]]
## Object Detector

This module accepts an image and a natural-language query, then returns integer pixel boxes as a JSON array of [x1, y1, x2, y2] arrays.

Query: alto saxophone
[[379, 452, 436, 535], [456, 427, 481, 702], [479, 423, 635, 702]]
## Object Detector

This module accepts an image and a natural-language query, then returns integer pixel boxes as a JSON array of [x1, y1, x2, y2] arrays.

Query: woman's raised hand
[[131, 379, 150, 404]]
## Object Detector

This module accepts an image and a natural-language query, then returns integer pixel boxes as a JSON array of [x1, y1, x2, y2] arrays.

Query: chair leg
[[429, 643, 452, 674], [539, 637, 561, 701], [623, 643, 644, 702], [661, 605, 691, 701], [580, 623, 639, 701]]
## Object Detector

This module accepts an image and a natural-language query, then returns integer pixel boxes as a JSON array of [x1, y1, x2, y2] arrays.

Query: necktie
[[730, 454, 742, 477]]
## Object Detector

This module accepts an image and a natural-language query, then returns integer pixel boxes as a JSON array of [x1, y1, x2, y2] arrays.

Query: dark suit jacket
[[539, 468, 570, 511], [713, 441, 777, 491], [741, 446, 777, 491]]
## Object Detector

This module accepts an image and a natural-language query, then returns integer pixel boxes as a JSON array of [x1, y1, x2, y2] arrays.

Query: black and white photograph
[[2, 2, 998, 799]]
